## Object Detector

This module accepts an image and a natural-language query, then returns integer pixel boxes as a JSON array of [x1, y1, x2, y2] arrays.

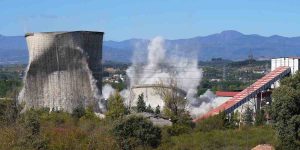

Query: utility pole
[[222, 65, 226, 81]]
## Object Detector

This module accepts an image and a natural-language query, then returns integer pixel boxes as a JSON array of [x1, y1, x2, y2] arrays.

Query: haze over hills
[[1, 30, 300, 64]]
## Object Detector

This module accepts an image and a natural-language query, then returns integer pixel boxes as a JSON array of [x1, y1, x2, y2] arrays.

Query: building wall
[[19, 31, 105, 113], [130, 85, 186, 109], [130, 87, 165, 109], [271, 57, 299, 87], [271, 57, 299, 74]]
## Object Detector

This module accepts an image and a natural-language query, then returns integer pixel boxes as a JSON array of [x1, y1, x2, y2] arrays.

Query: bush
[[112, 116, 162, 149], [22, 109, 41, 136], [166, 124, 192, 136], [0, 98, 18, 125], [17, 109, 49, 149], [72, 105, 86, 119], [196, 115, 225, 132]]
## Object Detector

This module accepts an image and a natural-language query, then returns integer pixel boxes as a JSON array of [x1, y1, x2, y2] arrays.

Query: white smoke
[[188, 89, 226, 117], [125, 36, 220, 117], [127, 37, 201, 90], [102, 84, 115, 100]]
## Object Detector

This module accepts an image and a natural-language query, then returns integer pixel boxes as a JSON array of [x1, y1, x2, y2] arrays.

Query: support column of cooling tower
[[19, 31, 104, 113]]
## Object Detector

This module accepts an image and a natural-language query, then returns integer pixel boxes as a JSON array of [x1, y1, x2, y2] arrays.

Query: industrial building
[[194, 57, 300, 122], [215, 91, 240, 103], [271, 57, 299, 74], [271, 57, 300, 87], [18, 31, 105, 113]]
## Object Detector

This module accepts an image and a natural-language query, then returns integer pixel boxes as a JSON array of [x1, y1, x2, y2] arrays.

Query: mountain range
[[1, 30, 300, 64]]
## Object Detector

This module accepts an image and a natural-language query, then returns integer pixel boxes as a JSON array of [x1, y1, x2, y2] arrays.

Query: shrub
[[166, 124, 192, 136], [23, 109, 41, 136], [72, 105, 86, 119], [112, 116, 162, 149], [18, 109, 49, 149], [196, 113, 226, 132], [0, 98, 18, 125]]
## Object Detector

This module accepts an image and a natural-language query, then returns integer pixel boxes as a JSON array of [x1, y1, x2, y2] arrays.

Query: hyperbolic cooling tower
[[18, 31, 105, 113]]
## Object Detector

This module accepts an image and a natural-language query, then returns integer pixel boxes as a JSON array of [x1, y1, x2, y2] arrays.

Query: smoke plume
[[125, 36, 220, 117], [102, 84, 115, 100]]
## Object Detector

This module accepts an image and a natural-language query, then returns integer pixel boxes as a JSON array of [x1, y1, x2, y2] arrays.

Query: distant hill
[[1, 30, 300, 64]]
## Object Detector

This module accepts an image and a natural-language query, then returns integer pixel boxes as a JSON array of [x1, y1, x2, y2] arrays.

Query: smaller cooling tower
[[130, 84, 186, 109], [18, 31, 105, 113]]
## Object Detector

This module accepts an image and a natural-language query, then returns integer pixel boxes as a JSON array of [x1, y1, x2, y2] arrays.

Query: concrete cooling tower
[[18, 31, 105, 113], [130, 84, 186, 109]]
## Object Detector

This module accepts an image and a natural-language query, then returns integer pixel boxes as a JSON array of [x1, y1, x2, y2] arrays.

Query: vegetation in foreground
[[0, 94, 277, 150], [158, 126, 276, 150], [0, 103, 277, 150]]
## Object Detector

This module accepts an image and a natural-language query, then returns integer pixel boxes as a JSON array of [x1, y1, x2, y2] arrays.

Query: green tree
[[155, 105, 160, 115], [136, 93, 146, 112], [271, 71, 300, 149], [255, 109, 265, 126], [146, 104, 154, 113], [242, 107, 253, 126], [154, 79, 187, 119], [106, 91, 127, 120], [0, 80, 21, 97], [112, 116, 161, 149]]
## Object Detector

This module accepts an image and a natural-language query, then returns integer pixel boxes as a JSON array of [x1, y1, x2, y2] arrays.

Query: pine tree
[[242, 107, 253, 126], [255, 109, 265, 126], [155, 105, 160, 115], [136, 93, 146, 113], [146, 104, 154, 113], [106, 91, 127, 120]]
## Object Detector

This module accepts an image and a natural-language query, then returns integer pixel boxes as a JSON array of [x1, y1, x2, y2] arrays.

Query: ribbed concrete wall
[[18, 31, 105, 113], [130, 84, 186, 109]]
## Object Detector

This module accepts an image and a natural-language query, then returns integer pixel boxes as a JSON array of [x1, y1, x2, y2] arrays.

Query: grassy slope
[[158, 126, 276, 150]]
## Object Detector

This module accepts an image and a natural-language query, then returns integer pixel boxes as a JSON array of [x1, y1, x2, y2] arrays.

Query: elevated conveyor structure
[[193, 66, 291, 122]]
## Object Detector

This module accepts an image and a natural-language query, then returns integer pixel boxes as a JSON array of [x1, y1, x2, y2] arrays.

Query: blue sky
[[0, 0, 299, 40]]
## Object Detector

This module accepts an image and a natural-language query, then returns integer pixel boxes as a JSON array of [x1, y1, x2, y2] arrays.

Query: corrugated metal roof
[[216, 91, 240, 97]]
